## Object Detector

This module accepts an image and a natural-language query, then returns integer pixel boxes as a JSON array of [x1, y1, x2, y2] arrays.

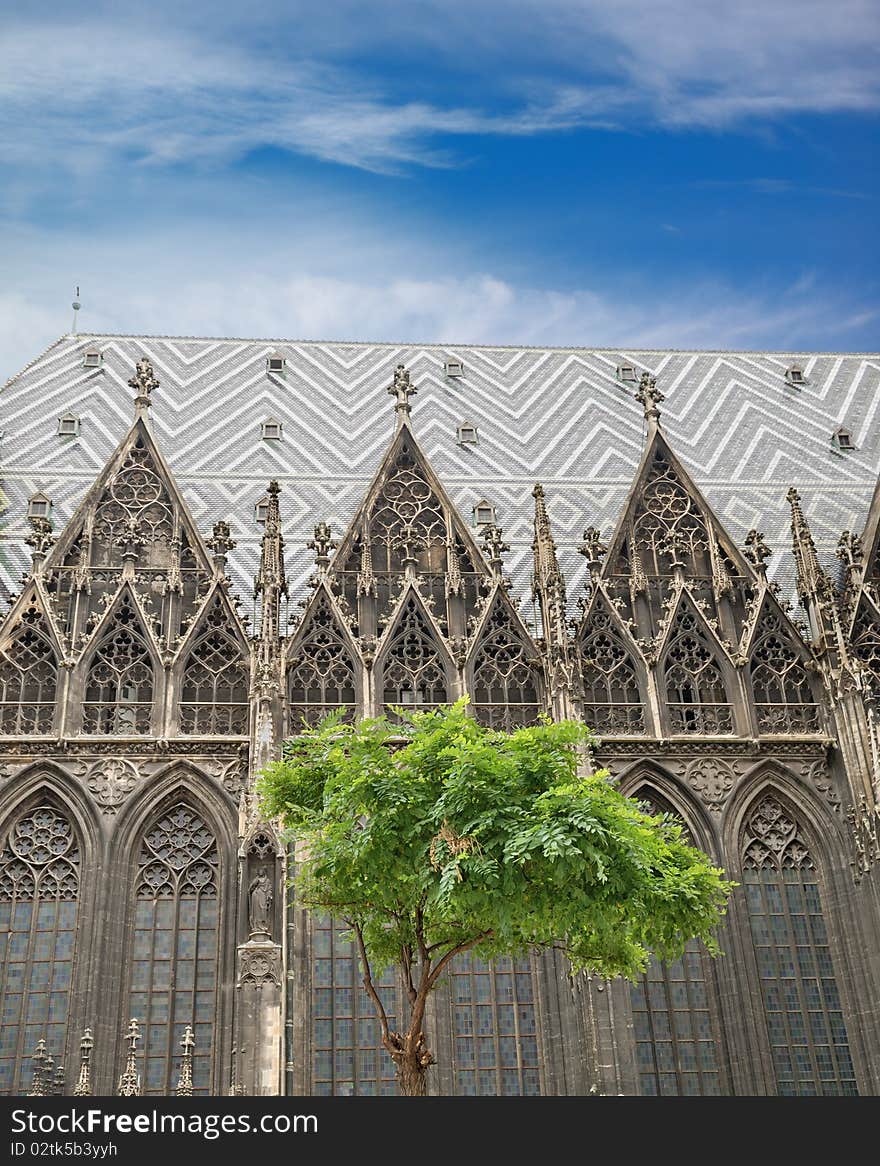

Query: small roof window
[[444, 358, 465, 378], [82, 349, 103, 369], [833, 427, 855, 451], [616, 363, 638, 383], [28, 491, 52, 519], [266, 351, 286, 375], [255, 495, 270, 523], [57, 413, 80, 437], [473, 500, 495, 526], [457, 422, 478, 445], [261, 418, 283, 441], [785, 364, 806, 386]]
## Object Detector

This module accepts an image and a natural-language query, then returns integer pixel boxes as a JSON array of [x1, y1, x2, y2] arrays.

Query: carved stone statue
[[248, 871, 273, 936]]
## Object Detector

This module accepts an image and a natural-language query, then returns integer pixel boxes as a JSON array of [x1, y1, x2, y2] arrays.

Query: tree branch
[[426, 929, 494, 991], [349, 919, 391, 1046]]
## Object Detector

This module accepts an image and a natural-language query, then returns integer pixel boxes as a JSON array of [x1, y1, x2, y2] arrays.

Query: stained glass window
[[0, 804, 80, 1095]]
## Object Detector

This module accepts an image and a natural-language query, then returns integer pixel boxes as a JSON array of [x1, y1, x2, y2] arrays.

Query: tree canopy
[[258, 700, 731, 1092]]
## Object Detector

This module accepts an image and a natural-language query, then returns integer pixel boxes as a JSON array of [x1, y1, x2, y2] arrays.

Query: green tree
[[258, 700, 731, 1096]]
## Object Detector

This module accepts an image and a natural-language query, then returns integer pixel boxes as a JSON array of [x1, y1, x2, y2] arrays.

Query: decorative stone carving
[[682, 757, 737, 813], [248, 871, 273, 938], [237, 944, 282, 987], [798, 759, 841, 813], [83, 757, 141, 813]]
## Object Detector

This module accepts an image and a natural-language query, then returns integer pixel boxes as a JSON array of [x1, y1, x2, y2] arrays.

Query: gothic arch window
[[0, 604, 58, 735], [850, 600, 880, 689], [126, 802, 220, 1095], [627, 788, 726, 1096], [369, 452, 447, 576], [741, 794, 857, 1095], [662, 608, 733, 734], [288, 595, 358, 728], [578, 607, 644, 734], [380, 598, 448, 717], [179, 598, 249, 735], [471, 603, 541, 731], [749, 611, 819, 733], [0, 800, 81, 1095], [83, 595, 154, 734], [632, 449, 711, 577]]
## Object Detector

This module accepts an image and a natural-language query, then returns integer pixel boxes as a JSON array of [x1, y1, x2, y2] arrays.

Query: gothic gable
[[576, 591, 647, 735], [286, 584, 361, 727], [175, 590, 250, 736], [0, 592, 60, 735], [658, 593, 735, 735], [467, 589, 542, 730], [376, 588, 454, 717]]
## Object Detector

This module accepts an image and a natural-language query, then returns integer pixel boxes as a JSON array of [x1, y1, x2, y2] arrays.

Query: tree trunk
[[396, 1055, 429, 1097], [385, 1028, 434, 1096]]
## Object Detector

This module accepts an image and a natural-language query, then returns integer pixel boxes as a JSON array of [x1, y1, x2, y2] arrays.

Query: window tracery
[[0, 803, 80, 1095], [0, 604, 58, 735], [578, 606, 644, 733], [742, 795, 856, 1095], [83, 595, 154, 734], [93, 436, 175, 553], [628, 790, 725, 1096], [288, 595, 358, 727], [850, 600, 880, 689], [128, 803, 220, 1095], [471, 603, 540, 731], [631, 450, 711, 576], [381, 599, 448, 716], [749, 611, 819, 733], [179, 598, 249, 735], [662, 608, 733, 734]]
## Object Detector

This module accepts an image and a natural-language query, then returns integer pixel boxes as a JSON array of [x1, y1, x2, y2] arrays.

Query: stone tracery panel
[[381, 598, 448, 717], [179, 597, 249, 735], [749, 609, 819, 733], [0, 604, 58, 736], [288, 594, 358, 727], [578, 603, 644, 734], [82, 595, 153, 735], [662, 608, 733, 735], [470, 601, 540, 731]]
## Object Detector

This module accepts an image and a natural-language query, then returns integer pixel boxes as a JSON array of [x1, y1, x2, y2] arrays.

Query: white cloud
[[0, 3, 877, 178]]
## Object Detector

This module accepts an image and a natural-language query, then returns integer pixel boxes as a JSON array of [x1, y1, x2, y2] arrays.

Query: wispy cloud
[[1, 3, 878, 178]]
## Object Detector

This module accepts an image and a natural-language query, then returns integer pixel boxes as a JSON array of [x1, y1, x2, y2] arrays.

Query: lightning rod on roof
[[71, 286, 81, 335]]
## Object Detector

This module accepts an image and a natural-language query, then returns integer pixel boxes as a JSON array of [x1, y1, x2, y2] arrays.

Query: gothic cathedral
[[1, 337, 879, 1097]]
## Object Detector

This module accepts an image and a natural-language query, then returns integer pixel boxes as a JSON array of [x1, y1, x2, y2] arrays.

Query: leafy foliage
[[258, 700, 731, 980]]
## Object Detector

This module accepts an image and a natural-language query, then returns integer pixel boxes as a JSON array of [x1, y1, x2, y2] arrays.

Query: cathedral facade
[[0, 335, 879, 1097]]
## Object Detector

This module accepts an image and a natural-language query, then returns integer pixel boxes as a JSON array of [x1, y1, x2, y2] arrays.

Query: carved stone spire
[[445, 538, 463, 597], [308, 521, 336, 576], [255, 481, 288, 649], [387, 363, 417, 428], [128, 356, 159, 422], [72, 1028, 94, 1097], [744, 528, 772, 573], [532, 483, 567, 644], [175, 1026, 195, 1097], [787, 487, 829, 605], [356, 529, 378, 597], [207, 520, 236, 579], [635, 372, 665, 427], [27, 1038, 48, 1097], [117, 1018, 142, 1097], [579, 525, 607, 578], [482, 523, 509, 581], [25, 515, 55, 569]]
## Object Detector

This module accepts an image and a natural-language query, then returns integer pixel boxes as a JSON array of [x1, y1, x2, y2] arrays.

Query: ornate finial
[[387, 363, 417, 424], [175, 1026, 195, 1097], [357, 529, 378, 598], [28, 1038, 48, 1097], [128, 356, 159, 420], [744, 529, 772, 570], [26, 515, 55, 563], [482, 523, 509, 579], [117, 1018, 142, 1097], [635, 371, 664, 424], [52, 1060, 65, 1096], [308, 521, 336, 572], [208, 520, 236, 560], [73, 1028, 94, 1097], [579, 526, 608, 571], [837, 530, 864, 571]]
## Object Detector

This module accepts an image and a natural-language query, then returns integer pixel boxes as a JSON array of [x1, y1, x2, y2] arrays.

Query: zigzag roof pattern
[[1, 333, 879, 632]]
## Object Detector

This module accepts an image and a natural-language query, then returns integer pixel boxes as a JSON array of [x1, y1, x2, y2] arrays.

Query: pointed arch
[[178, 593, 249, 735], [849, 593, 880, 688], [377, 594, 451, 718], [469, 594, 542, 731], [735, 787, 858, 1095], [619, 775, 728, 1096], [0, 598, 59, 735], [0, 793, 83, 1094], [661, 599, 734, 735], [81, 591, 155, 734], [287, 589, 360, 727], [119, 789, 225, 1096], [577, 595, 647, 734], [747, 600, 820, 733]]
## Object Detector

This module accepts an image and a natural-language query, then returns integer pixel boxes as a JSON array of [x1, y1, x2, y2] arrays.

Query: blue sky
[[1, 0, 878, 381]]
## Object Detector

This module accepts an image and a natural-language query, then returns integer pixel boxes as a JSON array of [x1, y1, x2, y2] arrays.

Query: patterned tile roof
[[2, 333, 879, 626]]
